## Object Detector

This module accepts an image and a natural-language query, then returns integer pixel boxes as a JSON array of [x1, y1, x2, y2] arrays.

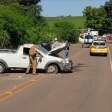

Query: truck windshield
[[38, 46, 48, 54], [85, 35, 93, 39]]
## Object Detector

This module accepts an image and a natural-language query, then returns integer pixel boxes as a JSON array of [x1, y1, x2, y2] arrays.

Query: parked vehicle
[[0, 43, 73, 73]]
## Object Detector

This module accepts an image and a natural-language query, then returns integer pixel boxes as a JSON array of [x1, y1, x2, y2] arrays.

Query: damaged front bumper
[[61, 60, 73, 72]]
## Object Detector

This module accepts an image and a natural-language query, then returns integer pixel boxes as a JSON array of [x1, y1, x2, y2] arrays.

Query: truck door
[[37, 53, 47, 70], [20, 47, 29, 68]]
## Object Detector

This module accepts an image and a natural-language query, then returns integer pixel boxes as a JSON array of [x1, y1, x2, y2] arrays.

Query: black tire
[[90, 53, 93, 56], [104, 53, 107, 56], [46, 64, 58, 74], [0, 62, 6, 73]]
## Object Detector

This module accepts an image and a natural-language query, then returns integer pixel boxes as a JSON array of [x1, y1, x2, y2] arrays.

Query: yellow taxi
[[90, 40, 108, 56]]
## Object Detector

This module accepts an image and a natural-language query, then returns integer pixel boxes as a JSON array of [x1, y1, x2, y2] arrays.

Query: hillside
[[45, 16, 86, 29]]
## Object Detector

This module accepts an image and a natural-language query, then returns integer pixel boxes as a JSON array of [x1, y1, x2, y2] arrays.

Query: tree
[[0, 30, 10, 48], [83, 6, 107, 33], [19, 0, 40, 6], [0, 5, 42, 48], [83, 6, 93, 17], [54, 21, 79, 43], [104, 0, 112, 32], [0, 0, 46, 48], [19, 0, 44, 26], [0, 0, 42, 23], [83, 0, 112, 33], [0, 0, 40, 5], [0, 0, 18, 5]]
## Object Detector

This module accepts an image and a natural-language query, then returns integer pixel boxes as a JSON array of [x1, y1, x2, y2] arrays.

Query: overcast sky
[[40, 0, 108, 17]]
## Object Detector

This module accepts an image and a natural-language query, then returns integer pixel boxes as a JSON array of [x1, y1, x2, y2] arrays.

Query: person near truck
[[26, 45, 38, 75], [41, 40, 51, 51], [64, 40, 70, 60]]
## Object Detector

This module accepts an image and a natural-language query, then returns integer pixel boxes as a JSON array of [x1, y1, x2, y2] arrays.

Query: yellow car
[[90, 40, 108, 56]]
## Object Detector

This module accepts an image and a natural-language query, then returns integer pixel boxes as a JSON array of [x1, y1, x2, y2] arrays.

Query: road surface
[[0, 44, 112, 112]]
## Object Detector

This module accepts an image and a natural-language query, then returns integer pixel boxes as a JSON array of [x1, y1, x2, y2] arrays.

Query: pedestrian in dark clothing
[[41, 41, 51, 51], [64, 41, 70, 59]]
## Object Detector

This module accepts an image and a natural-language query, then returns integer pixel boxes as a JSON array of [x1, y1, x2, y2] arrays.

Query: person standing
[[41, 40, 51, 51], [64, 40, 70, 60], [26, 45, 38, 75]]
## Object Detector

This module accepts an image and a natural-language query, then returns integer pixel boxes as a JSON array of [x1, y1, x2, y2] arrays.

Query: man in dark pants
[[26, 45, 38, 75]]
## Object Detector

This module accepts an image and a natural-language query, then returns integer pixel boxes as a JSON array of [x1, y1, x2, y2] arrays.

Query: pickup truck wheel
[[46, 64, 58, 74], [0, 63, 6, 73]]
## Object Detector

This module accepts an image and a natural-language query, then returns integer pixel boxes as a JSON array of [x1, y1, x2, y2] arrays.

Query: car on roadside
[[90, 40, 108, 56], [0, 43, 73, 74]]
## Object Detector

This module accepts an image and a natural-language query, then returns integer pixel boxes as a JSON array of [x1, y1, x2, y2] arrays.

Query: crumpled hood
[[48, 43, 67, 55]]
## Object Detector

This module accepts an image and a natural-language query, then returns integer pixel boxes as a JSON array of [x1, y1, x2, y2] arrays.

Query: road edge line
[[108, 46, 112, 73]]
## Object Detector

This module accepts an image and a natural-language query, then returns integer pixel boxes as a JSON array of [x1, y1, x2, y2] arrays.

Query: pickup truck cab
[[0, 43, 73, 73]]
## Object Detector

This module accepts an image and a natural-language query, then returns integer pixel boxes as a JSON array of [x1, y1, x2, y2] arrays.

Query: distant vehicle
[[90, 30, 98, 37], [0, 44, 73, 73], [82, 34, 94, 48], [79, 29, 98, 47], [106, 34, 112, 43], [90, 40, 108, 56]]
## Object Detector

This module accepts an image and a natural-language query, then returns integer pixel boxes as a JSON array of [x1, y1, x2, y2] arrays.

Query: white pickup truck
[[0, 44, 73, 73]]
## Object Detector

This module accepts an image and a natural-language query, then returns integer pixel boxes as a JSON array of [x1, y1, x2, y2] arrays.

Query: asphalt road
[[0, 44, 112, 112]]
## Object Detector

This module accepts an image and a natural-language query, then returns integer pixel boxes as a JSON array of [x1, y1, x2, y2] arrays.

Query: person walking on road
[[26, 45, 38, 75]]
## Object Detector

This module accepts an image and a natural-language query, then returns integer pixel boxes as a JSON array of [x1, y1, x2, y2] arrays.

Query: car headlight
[[62, 59, 70, 64], [65, 60, 70, 63]]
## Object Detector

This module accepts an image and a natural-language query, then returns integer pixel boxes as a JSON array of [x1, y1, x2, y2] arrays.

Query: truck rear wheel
[[0, 63, 6, 73], [46, 64, 58, 74]]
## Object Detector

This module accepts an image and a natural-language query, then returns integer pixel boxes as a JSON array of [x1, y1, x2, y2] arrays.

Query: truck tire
[[0, 62, 6, 73], [46, 64, 58, 74], [104, 53, 107, 56]]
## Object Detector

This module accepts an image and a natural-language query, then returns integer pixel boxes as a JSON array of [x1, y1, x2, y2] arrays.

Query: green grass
[[45, 16, 86, 29]]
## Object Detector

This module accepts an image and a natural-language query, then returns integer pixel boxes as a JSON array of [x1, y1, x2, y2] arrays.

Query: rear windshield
[[85, 35, 93, 39], [93, 42, 106, 46]]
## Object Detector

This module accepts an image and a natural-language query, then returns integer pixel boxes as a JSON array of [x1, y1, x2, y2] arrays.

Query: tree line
[[83, 0, 112, 35], [1, 0, 112, 48], [0, 0, 79, 48]]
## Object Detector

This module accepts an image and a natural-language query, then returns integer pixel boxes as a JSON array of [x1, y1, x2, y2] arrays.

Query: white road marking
[[108, 47, 112, 73]]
